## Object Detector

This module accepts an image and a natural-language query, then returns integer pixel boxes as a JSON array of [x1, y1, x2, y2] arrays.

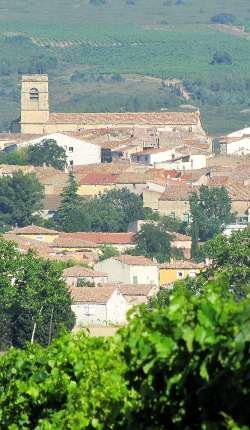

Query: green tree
[[133, 223, 172, 263], [189, 185, 234, 242], [0, 281, 249, 429], [191, 219, 200, 261], [121, 281, 250, 429], [53, 173, 91, 232], [99, 244, 119, 261], [27, 139, 67, 171], [89, 188, 145, 232], [161, 215, 188, 234], [0, 171, 44, 231], [0, 238, 75, 350], [185, 227, 250, 297], [0, 148, 29, 165]]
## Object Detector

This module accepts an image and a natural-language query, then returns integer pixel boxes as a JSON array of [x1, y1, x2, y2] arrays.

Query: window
[[30, 88, 39, 100], [189, 127, 193, 132], [69, 160, 74, 166], [133, 276, 138, 284], [177, 271, 184, 279], [36, 235, 44, 241], [69, 147, 74, 152], [183, 213, 190, 223], [170, 212, 176, 219]]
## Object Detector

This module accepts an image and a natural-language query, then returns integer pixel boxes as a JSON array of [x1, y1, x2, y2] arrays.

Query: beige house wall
[[158, 200, 190, 220], [232, 201, 250, 216]]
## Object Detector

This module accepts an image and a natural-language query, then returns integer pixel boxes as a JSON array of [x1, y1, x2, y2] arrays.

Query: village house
[[95, 255, 159, 286], [160, 260, 205, 286], [77, 172, 119, 197], [131, 147, 178, 166], [63, 266, 108, 287], [61, 232, 136, 253], [19, 132, 101, 169], [156, 151, 207, 171], [157, 184, 195, 219], [8, 225, 59, 243], [220, 128, 250, 155], [119, 284, 159, 306], [70, 286, 128, 327]]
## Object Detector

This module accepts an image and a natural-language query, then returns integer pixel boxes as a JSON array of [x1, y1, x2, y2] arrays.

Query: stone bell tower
[[21, 74, 49, 134]]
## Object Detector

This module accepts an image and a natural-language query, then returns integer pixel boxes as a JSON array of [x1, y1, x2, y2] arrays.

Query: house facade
[[20, 132, 101, 168], [160, 260, 205, 286], [71, 286, 128, 327], [63, 266, 108, 287], [95, 255, 159, 286]]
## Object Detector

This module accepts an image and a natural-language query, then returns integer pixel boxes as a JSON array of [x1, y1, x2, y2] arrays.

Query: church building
[[20, 74, 205, 135]]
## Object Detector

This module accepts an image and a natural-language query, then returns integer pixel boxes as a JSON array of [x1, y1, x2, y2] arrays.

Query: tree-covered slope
[[1, 0, 250, 134]]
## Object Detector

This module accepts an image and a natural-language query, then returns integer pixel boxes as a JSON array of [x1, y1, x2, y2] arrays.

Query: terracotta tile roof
[[10, 225, 59, 235], [224, 184, 250, 201], [3, 233, 52, 257], [62, 232, 135, 245], [49, 111, 200, 126], [172, 232, 192, 242], [159, 184, 196, 201], [52, 235, 98, 249], [118, 284, 156, 296], [78, 173, 119, 185], [63, 266, 107, 278], [114, 254, 157, 266], [209, 176, 229, 186], [116, 172, 147, 184], [70, 286, 117, 304], [160, 260, 205, 269]]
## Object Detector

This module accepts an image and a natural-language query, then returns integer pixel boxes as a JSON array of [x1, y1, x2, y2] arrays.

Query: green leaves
[[27, 139, 67, 171], [0, 276, 250, 429], [0, 237, 75, 349], [0, 171, 44, 231]]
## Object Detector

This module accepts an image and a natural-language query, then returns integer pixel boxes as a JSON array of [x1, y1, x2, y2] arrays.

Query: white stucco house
[[156, 153, 207, 170], [131, 147, 178, 166], [95, 255, 159, 287], [63, 266, 108, 287], [20, 132, 101, 168], [71, 286, 128, 327], [220, 128, 250, 155]]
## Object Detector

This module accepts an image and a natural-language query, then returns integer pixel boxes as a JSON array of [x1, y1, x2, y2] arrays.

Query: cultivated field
[[1, 0, 250, 134]]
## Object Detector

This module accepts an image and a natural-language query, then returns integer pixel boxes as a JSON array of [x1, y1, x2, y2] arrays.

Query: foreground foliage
[[0, 280, 249, 429], [0, 238, 75, 350], [0, 171, 44, 231]]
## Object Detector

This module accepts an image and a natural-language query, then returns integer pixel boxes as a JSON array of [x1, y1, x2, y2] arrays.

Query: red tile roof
[[172, 232, 192, 242], [10, 225, 59, 235], [159, 184, 196, 201], [225, 184, 250, 201], [78, 173, 119, 185], [160, 260, 205, 269], [114, 255, 157, 266], [70, 286, 117, 304], [49, 111, 200, 126], [53, 235, 98, 249], [118, 284, 156, 296], [62, 232, 135, 245], [63, 266, 107, 278]]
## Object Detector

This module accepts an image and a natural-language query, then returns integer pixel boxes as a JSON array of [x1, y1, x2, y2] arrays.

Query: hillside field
[[1, 0, 250, 135]]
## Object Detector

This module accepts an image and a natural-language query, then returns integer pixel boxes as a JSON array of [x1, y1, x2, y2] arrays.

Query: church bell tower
[[21, 74, 49, 134]]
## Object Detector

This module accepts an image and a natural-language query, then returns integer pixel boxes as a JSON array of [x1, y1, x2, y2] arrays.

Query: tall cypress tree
[[191, 220, 200, 261], [53, 173, 90, 232]]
